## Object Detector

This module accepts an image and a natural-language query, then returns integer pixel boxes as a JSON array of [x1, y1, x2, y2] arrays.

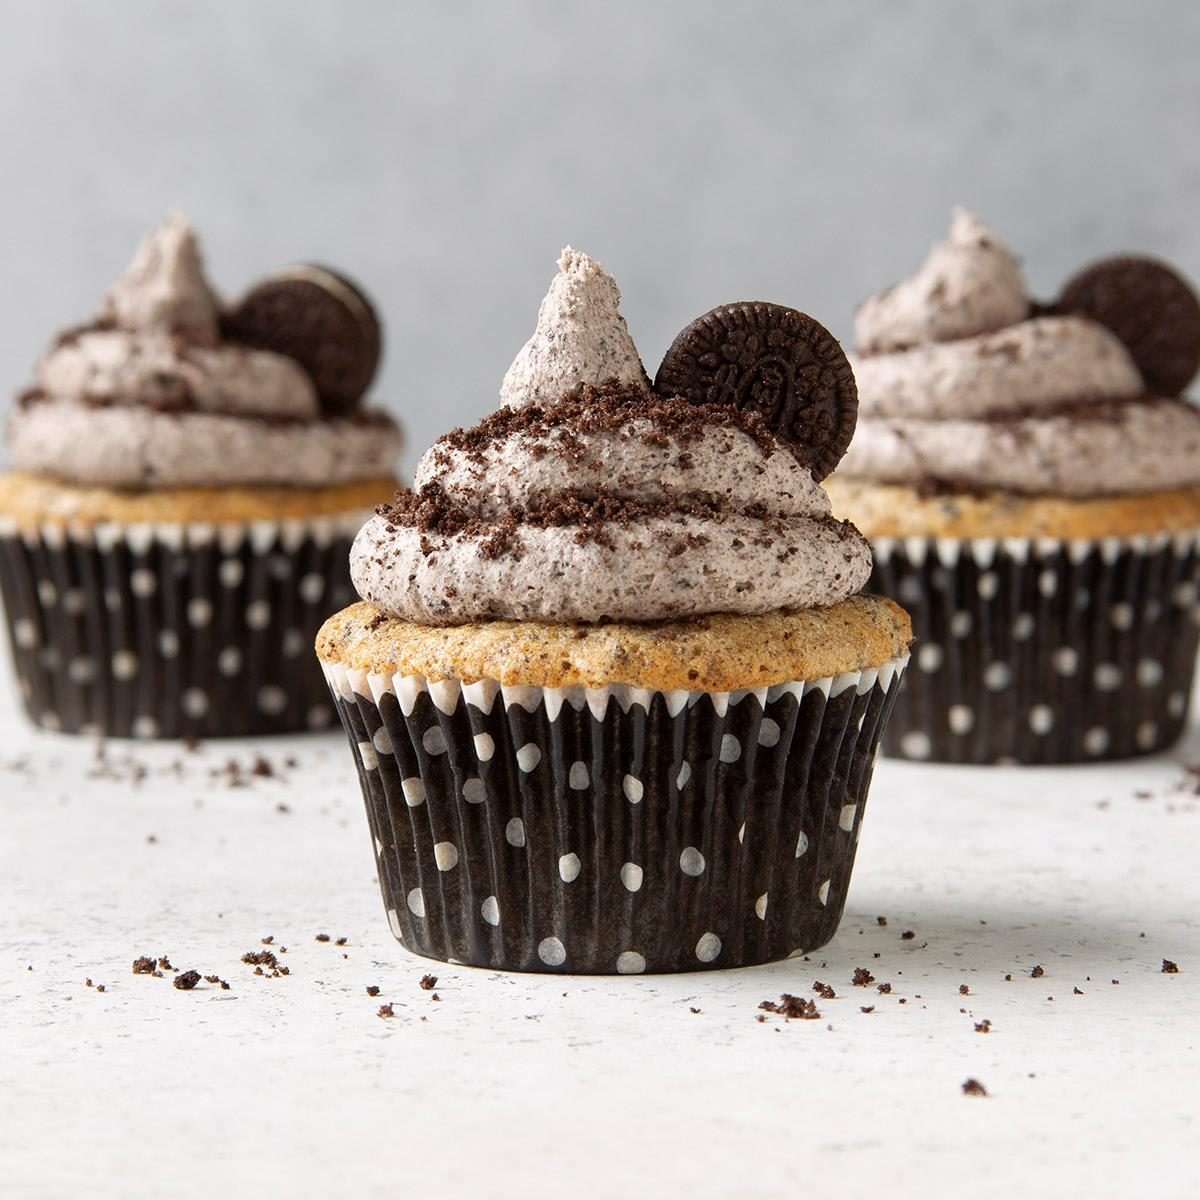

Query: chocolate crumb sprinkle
[[173, 970, 201, 991], [962, 1079, 989, 1097], [1162, 959, 1180, 974]]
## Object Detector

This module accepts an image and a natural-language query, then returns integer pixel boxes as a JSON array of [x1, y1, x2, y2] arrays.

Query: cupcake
[[317, 248, 911, 974], [827, 210, 1200, 764], [0, 214, 402, 737]]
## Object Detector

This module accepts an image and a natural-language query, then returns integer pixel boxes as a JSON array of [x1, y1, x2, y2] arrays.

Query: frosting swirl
[[843, 211, 1200, 497], [351, 251, 871, 626], [8, 214, 401, 489]]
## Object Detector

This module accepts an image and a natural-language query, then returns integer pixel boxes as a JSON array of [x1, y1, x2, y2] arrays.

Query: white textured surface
[[0, 682, 1197, 1199]]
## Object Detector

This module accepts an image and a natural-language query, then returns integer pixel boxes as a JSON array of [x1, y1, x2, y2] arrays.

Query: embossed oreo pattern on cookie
[[322, 659, 906, 973], [0, 517, 361, 737], [870, 533, 1200, 764], [654, 303, 858, 481]]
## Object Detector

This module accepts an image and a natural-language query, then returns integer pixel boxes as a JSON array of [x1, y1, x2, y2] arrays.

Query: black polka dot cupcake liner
[[871, 531, 1200, 764], [320, 654, 909, 974], [0, 515, 362, 737]]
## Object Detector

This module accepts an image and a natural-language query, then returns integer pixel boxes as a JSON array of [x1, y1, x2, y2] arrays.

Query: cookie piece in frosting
[[654, 302, 857, 481], [223, 266, 382, 414], [1057, 255, 1200, 394]]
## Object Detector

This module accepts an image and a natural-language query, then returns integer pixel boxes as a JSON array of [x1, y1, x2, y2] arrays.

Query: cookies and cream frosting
[[7, 214, 401, 489], [841, 210, 1200, 496], [351, 250, 871, 625]]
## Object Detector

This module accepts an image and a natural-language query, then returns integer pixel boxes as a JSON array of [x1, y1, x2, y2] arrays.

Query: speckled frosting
[[351, 250, 872, 625], [7, 214, 402, 489], [841, 211, 1200, 497]]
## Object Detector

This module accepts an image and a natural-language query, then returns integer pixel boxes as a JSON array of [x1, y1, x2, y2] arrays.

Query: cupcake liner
[[321, 654, 909, 974], [871, 530, 1200, 764], [0, 514, 363, 737]]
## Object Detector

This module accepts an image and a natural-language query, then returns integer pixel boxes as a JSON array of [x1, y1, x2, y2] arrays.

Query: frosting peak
[[499, 247, 649, 408], [102, 212, 220, 338], [855, 208, 1028, 355]]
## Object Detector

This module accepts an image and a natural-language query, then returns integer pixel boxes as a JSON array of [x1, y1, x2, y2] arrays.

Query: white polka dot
[[359, 741, 379, 770], [1083, 727, 1110, 757], [516, 743, 541, 772], [39, 647, 60, 671], [307, 705, 332, 729], [738, 822, 746, 844], [616, 951, 646, 974], [838, 803, 857, 833], [245, 600, 271, 630], [976, 571, 999, 600], [568, 761, 589, 790], [983, 662, 1012, 691], [1172, 581, 1198, 608], [13, 619, 37, 649], [917, 643, 943, 673], [283, 629, 306, 658], [538, 937, 566, 966], [298, 573, 325, 604], [948, 704, 975, 734], [433, 841, 459, 871], [675, 763, 691, 790], [817, 879, 831, 906], [104, 588, 122, 612], [622, 774, 644, 803], [37, 581, 57, 607], [755, 893, 768, 920], [462, 778, 485, 804], [558, 852, 581, 883], [422, 726, 447, 756], [1110, 603, 1135, 631], [68, 657, 95, 684], [217, 647, 242, 676], [758, 718, 781, 747], [257, 686, 287, 715], [795, 831, 809, 858], [1137, 659, 1164, 688], [505, 817, 526, 847], [268, 555, 292, 581], [218, 559, 244, 588], [620, 863, 643, 892], [1094, 663, 1122, 691], [1039, 569, 1059, 598], [474, 732, 495, 762], [187, 598, 213, 628], [900, 731, 932, 759], [372, 726, 393, 755], [130, 568, 157, 598], [679, 846, 705, 876], [1029, 705, 1055, 735], [1136, 721, 1159, 750], [1012, 613, 1036, 641], [131, 716, 158, 738], [950, 611, 973, 638], [719, 734, 741, 764], [159, 630, 179, 658], [407, 887, 425, 918], [695, 933, 722, 963], [1052, 647, 1079, 677], [898, 576, 923, 604], [111, 651, 138, 681], [401, 777, 425, 806], [62, 588, 85, 614], [182, 688, 209, 718], [1168, 692, 1187, 718], [481, 896, 500, 926]]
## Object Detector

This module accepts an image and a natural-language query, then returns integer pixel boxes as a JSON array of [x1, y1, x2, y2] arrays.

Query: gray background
[[2, 0, 1197, 474]]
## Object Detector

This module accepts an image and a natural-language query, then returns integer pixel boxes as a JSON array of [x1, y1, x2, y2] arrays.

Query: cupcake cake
[[317, 249, 911, 974], [0, 214, 402, 737], [827, 211, 1200, 763]]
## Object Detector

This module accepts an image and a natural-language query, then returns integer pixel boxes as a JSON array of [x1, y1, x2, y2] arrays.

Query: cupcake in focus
[[0, 214, 402, 737], [827, 210, 1200, 763], [318, 248, 911, 974]]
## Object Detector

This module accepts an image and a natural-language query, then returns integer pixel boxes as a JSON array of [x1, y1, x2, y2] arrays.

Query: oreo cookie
[[1057, 256, 1200, 394], [223, 266, 382, 415], [654, 302, 857, 480]]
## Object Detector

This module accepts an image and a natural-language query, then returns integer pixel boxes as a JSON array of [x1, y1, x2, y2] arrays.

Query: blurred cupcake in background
[[318, 248, 911, 974], [827, 210, 1200, 763], [0, 213, 402, 737]]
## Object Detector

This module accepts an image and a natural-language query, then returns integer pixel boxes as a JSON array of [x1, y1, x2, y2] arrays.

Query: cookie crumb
[[1162, 959, 1180, 974], [852, 967, 875, 987], [975, 1019, 992, 1033], [366, 986, 380, 997], [96, 984, 106, 993], [131, 956, 157, 975], [813, 981, 836, 1000], [962, 1078, 988, 1097], [959, 984, 970, 995], [173, 970, 201, 991], [759, 994, 820, 1020], [419, 974, 438, 991], [876, 916, 888, 926], [315, 933, 331, 943], [1031, 964, 1045, 978], [901, 930, 915, 940], [377, 1003, 395, 1018], [877, 982, 892, 994], [336, 937, 348, 946], [860, 1005, 875, 1014], [689, 1007, 701, 1014]]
